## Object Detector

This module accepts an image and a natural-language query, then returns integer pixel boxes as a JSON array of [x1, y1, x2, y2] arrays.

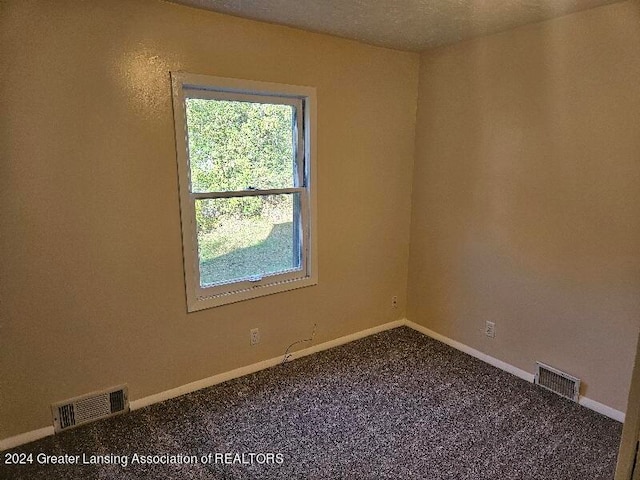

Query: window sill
[[187, 275, 318, 311]]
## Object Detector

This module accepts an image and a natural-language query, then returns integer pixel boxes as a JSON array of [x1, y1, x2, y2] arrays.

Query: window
[[171, 73, 317, 311]]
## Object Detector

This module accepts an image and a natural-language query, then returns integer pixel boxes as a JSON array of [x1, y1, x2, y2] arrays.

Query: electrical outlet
[[391, 296, 398, 308], [250, 328, 260, 346], [485, 321, 496, 338]]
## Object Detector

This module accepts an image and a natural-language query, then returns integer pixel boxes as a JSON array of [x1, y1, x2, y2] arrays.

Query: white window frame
[[170, 72, 318, 312]]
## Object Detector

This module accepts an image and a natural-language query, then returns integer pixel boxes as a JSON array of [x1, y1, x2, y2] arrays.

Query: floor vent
[[535, 362, 580, 402], [51, 385, 129, 433]]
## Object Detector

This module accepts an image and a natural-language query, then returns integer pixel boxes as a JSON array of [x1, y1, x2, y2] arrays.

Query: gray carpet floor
[[1, 327, 622, 479]]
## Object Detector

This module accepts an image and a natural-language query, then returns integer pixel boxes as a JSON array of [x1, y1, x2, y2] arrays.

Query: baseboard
[[130, 319, 405, 410], [0, 319, 405, 451], [1, 317, 624, 450], [403, 320, 535, 382], [0, 427, 55, 452], [402, 319, 626, 423], [579, 396, 625, 423]]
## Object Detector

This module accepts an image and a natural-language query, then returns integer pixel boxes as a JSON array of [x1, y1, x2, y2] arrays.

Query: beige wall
[[408, 0, 640, 412], [2, 0, 638, 441], [0, 0, 419, 437]]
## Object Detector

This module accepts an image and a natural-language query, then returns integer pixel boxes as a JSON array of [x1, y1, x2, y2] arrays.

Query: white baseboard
[[0, 317, 624, 450], [402, 319, 626, 423], [131, 319, 405, 411], [0, 427, 54, 452], [579, 396, 625, 422], [404, 320, 535, 382], [0, 319, 405, 450]]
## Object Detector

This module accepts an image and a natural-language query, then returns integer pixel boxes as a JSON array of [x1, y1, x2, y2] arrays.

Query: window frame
[[170, 72, 318, 312]]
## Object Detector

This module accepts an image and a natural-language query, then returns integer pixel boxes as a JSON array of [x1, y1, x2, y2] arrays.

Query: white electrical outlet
[[250, 328, 260, 346], [485, 321, 496, 338], [391, 296, 398, 308]]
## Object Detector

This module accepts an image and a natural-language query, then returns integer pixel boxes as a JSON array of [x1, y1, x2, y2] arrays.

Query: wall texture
[[408, 0, 640, 412], [2, 0, 638, 442], [0, 0, 419, 438]]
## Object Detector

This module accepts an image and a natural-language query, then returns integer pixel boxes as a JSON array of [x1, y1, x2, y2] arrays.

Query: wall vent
[[535, 362, 580, 402], [51, 385, 129, 433]]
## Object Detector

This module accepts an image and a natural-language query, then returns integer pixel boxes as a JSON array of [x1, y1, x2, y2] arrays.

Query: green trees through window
[[172, 72, 316, 310], [184, 98, 299, 286], [186, 99, 294, 193]]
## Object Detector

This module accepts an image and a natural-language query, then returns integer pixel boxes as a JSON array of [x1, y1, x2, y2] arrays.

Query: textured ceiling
[[166, 0, 625, 51]]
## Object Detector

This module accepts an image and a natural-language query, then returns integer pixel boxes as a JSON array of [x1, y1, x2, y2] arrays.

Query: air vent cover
[[51, 385, 129, 433], [535, 362, 580, 402]]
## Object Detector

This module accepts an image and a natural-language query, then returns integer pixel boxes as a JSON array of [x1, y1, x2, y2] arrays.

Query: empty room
[[1, 0, 639, 478]]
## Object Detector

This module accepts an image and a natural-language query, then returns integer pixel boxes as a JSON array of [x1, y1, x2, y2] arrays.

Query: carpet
[[0, 327, 622, 479]]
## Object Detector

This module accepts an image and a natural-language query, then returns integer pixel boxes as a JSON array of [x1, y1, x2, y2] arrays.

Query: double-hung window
[[171, 73, 317, 311]]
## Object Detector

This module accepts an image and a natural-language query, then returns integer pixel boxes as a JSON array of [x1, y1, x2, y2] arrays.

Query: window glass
[[185, 98, 296, 192], [171, 72, 316, 311], [195, 193, 301, 287]]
